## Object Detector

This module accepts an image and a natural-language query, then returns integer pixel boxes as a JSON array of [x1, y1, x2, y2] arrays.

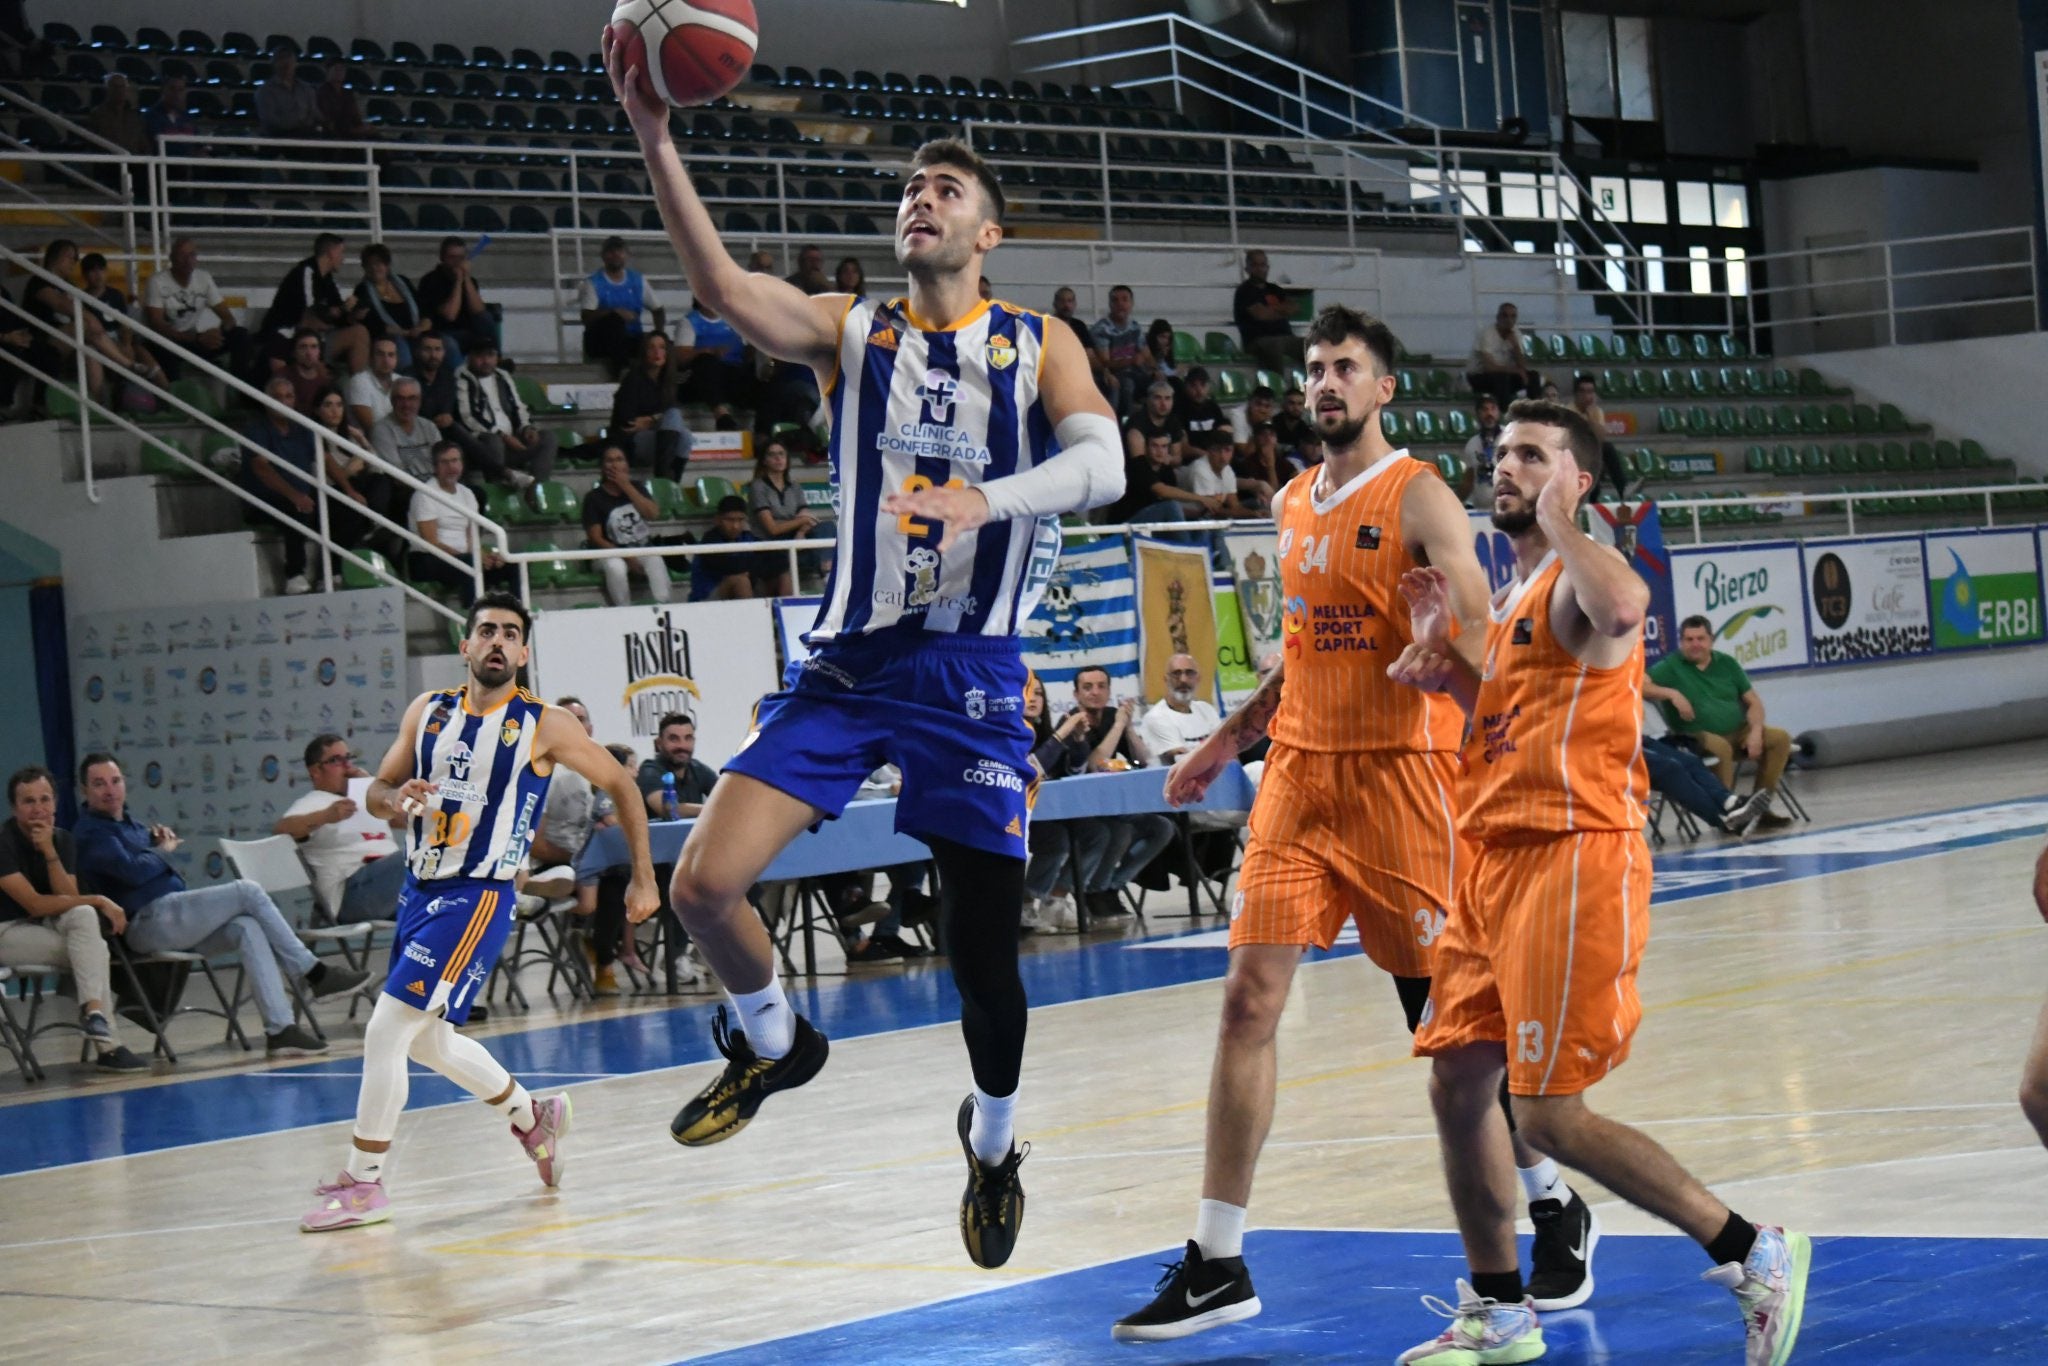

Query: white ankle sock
[[1519, 1156, 1566, 1204], [968, 1087, 1017, 1164], [345, 1142, 386, 1184], [1194, 1199, 1247, 1260], [728, 980, 796, 1059], [492, 1082, 537, 1133]]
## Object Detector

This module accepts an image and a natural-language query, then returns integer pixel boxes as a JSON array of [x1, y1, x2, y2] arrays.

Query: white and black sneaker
[[1111, 1240, 1261, 1342], [1721, 790, 1770, 838], [1527, 1190, 1599, 1312]]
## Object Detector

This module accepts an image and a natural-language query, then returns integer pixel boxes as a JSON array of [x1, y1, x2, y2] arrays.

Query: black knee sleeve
[[930, 836, 1028, 1097]]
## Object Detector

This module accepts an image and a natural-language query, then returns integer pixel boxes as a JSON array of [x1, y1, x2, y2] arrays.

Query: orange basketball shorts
[[1414, 829, 1653, 1097], [1227, 743, 1462, 979]]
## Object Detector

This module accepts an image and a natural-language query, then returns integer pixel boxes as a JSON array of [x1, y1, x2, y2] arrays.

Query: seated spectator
[[748, 437, 832, 581], [73, 752, 364, 1056], [1644, 735, 1769, 838], [1239, 421, 1291, 486], [21, 238, 154, 406], [1143, 318, 1181, 392], [405, 333, 482, 469], [0, 765, 146, 1071], [371, 377, 439, 480], [259, 233, 370, 378], [144, 73, 197, 149], [1068, 667, 1174, 922], [256, 45, 323, 138], [1182, 430, 1270, 521], [1541, 379, 1561, 401], [309, 383, 390, 545], [280, 328, 332, 413], [346, 336, 400, 432], [1461, 391, 1504, 509], [637, 713, 719, 821], [1122, 378, 1187, 461], [1021, 673, 1101, 932], [87, 72, 150, 159], [416, 235, 499, 358], [142, 236, 252, 379], [608, 331, 690, 478], [353, 243, 428, 369], [673, 295, 751, 426], [1571, 372, 1630, 502], [240, 374, 321, 594], [1467, 301, 1540, 405], [1232, 384, 1278, 456], [79, 252, 168, 389], [1173, 366, 1229, 444], [1645, 616, 1797, 823], [1090, 284, 1151, 415], [784, 244, 829, 295], [1235, 249, 1303, 371], [1107, 429, 1206, 543], [1140, 653, 1251, 833], [275, 735, 404, 924], [1049, 286, 1098, 362], [580, 235, 666, 374], [690, 495, 774, 601], [744, 249, 776, 274], [583, 441, 673, 606], [833, 256, 866, 298], [316, 60, 371, 140], [454, 340, 558, 488], [1270, 386, 1313, 459], [408, 440, 516, 595]]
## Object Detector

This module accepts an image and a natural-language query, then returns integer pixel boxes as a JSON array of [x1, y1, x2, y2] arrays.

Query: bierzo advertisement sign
[[1670, 542, 1810, 672], [1924, 529, 2045, 651], [1805, 536, 1932, 664]]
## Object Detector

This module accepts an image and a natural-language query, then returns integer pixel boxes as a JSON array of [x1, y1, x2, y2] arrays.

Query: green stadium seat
[[1685, 367, 1713, 398], [1800, 443, 1826, 474], [1575, 333, 1603, 362], [1630, 447, 1660, 481], [1631, 334, 1658, 363], [1521, 334, 1549, 362], [693, 474, 737, 512], [1906, 440, 1935, 471], [1433, 452, 1470, 500], [1742, 405, 1772, 437], [1960, 439, 1990, 468], [649, 477, 685, 519], [1540, 332, 1571, 361], [1252, 369, 1281, 396], [1627, 370, 1658, 401], [1717, 335, 1741, 360], [1770, 407, 1799, 437], [1851, 403, 1879, 434], [1795, 404, 1825, 434], [1743, 444, 1769, 475], [1443, 408, 1474, 441], [1684, 406, 1714, 439], [201, 430, 240, 473], [529, 479, 582, 525], [514, 373, 572, 415], [167, 377, 222, 421], [481, 483, 526, 526], [1659, 334, 1686, 361], [1689, 334, 1714, 361], [1881, 441, 1909, 472], [1876, 403, 1909, 434], [1934, 440, 1961, 470], [1826, 443, 1854, 474], [1172, 331, 1203, 364], [1796, 368, 1828, 396], [1422, 369, 1453, 400], [1715, 406, 1743, 438], [340, 548, 395, 590], [1652, 367, 1680, 398], [1823, 404, 1853, 434], [1854, 442, 1880, 473], [1657, 405, 1685, 436], [1213, 369, 1251, 403], [1410, 409, 1441, 443], [1396, 370, 1420, 401], [1381, 409, 1413, 444], [46, 387, 81, 420], [1771, 444, 1798, 477], [1769, 367, 1797, 395], [1202, 331, 1244, 363]]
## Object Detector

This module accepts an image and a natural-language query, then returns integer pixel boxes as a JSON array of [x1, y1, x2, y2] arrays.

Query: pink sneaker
[[300, 1173, 391, 1232], [517, 1093, 572, 1187]]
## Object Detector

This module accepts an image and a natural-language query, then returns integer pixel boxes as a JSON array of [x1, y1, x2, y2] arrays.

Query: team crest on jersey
[[964, 687, 987, 719], [906, 547, 941, 608], [986, 334, 1016, 370], [444, 743, 473, 780], [1356, 524, 1382, 550], [920, 369, 959, 424], [1512, 617, 1534, 645], [500, 715, 521, 748]]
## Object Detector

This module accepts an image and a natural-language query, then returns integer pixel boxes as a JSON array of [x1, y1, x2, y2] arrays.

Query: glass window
[[1589, 175, 1629, 223], [1604, 242, 1628, 294], [1676, 181, 1713, 227], [1713, 183, 1749, 230], [1512, 240, 1535, 253], [1643, 243, 1666, 293], [1615, 16, 1657, 121], [1688, 245, 1713, 295], [1628, 178, 1668, 225], [1455, 169, 1490, 216], [1557, 240, 1577, 278], [1463, 237, 1484, 253], [1725, 246, 1748, 297], [1499, 171, 1541, 220]]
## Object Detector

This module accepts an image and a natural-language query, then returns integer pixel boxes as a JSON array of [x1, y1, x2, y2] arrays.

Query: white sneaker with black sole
[[1527, 1190, 1599, 1312], [1111, 1240, 1262, 1342]]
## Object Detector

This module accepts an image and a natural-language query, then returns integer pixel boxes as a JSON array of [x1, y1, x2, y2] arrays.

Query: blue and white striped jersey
[[407, 686, 553, 884], [806, 296, 1064, 645]]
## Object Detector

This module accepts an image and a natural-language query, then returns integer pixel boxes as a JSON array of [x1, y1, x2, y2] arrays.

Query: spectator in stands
[[73, 752, 360, 1056], [416, 235, 498, 359], [20, 238, 154, 407], [0, 764, 147, 1071], [1091, 284, 1150, 415], [241, 374, 321, 594], [353, 243, 427, 369], [834, 257, 866, 298], [583, 441, 673, 607], [1122, 377, 1186, 461], [1183, 429, 1270, 522], [346, 336, 400, 433], [1271, 385, 1313, 460], [1049, 286, 1096, 356], [309, 383, 390, 543], [408, 440, 515, 595], [405, 332, 479, 467], [282, 328, 332, 413], [79, 252, 168, 390], [1232, 384, 1278, 455], [1144, 318, 1182, 393], [1109, 427, 1206, 539], [1070, 666, 1175, 921], [1540, 379, 1560, 402], [1462, 391, 1503, 509], [1174, 366, 1228, 443], [275, 734, 405, 924], [1468, 301, 1539, 405], [1644, 735, 1769, 838], [1020, 671, 1099, 932], [748, 437, 831, 580], [608, 331, 690, 478], [744, 249, 776, 275], [784, 245, 829, 295], [636, 713, 719, 820], [260, 234, 370, 378], [144, 73, 197, 149], [316, 60, 371, 140], [691, 495, 774, 601], [1571, 372, 1631, 502], [1141, 653, 1250, 833], [143, 237, 250, 379], [527, 698, 633, 993], [580, 235, 666, 374], [1239, 421, 1290, 487], [674, 296, 750, 427], [256, 45, 323, 139], [87, 73, 150, 165], [1645, 616, 1797, 823], [1235, 249, 1302, 371], [370, 377, 437, 481], [455, 340, 557, 488]]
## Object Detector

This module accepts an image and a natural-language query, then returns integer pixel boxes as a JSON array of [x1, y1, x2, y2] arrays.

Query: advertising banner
[[530, 599, 780, 768], [1670, 542, 1811, 672], [1587, 500, 1678, 663], [1212, 583, 1258, 708], [1804, 536, 1933, 664], [1021, 536, 1139, 689], [1134, 538, 1220, 706], [1220, 529, 1283, 668], [1925, 529, 2045, 650]]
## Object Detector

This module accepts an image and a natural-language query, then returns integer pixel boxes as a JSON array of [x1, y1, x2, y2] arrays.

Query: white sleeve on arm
[[977, 412, 1125, 522]]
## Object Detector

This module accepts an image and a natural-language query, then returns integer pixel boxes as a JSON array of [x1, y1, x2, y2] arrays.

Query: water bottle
[[661, 770, 679, 821]]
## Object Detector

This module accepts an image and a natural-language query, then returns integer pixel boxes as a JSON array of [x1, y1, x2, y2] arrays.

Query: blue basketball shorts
[[723, 631, 1036, 859], [381, 876, 515, 1024]]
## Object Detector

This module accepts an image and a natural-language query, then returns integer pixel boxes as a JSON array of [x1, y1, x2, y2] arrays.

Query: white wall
[[1791, 333, 2048, 477], [1742, 644, 2048, 741]]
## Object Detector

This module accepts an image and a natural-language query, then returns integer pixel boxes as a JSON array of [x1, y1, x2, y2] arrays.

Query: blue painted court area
[[695, 1228, 2048, 1364]]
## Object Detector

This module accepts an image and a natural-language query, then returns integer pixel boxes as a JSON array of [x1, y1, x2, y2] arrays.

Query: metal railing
[[0, 241, 504, 621], [1743, 226, 2038, 354], [1651, 482, 2044, 544]]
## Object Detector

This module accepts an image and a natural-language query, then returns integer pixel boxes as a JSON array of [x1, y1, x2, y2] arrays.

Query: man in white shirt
[[369, 377, 440, 481], [1139, 654, 1247, 832], [1180, 430, 1272, 517], [273, 733, 405, 924], [1467, 300, 1541, 407], [407, 440, 515, 595], [142, 235, 250, 378], [345, 336, 400, 432]]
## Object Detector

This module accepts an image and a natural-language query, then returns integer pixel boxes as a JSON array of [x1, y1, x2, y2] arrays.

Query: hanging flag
[[1021, 536, 1139, 688], [1134, 538, 1219, 706]]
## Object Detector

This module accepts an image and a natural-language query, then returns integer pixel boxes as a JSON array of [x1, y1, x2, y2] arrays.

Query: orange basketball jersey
[[1266, 452, 1465, 755], [1460, 551, 1650, 841]]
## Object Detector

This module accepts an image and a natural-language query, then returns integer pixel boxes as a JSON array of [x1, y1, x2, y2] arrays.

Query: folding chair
[[110, 937, 250, 1061], [0, 966, 45, 1081], [8, 961, 94, 1067], [501, 889, 592, 1005], [220, 835, 382, 1041]]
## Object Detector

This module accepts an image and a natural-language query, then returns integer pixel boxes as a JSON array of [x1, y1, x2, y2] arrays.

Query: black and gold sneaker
[[669, 1007, 829, 1146], [957, 1094, 1029, 1268]]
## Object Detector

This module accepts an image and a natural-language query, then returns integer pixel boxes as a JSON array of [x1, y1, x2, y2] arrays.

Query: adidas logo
[[1004, 814, 1023, 837], [405, 979, 426, 996], [870, 327, 899, 350]]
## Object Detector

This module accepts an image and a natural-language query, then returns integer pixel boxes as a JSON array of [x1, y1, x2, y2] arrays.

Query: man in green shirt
[[1644, 616, 1795, 811]]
